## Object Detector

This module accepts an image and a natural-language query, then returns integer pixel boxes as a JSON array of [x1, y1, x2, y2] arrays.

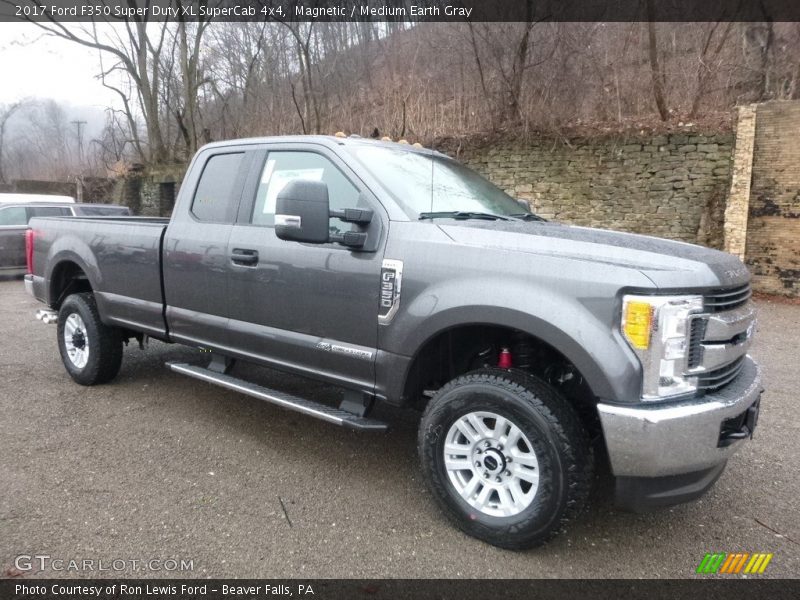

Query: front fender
[[379, 276, 642, 404]]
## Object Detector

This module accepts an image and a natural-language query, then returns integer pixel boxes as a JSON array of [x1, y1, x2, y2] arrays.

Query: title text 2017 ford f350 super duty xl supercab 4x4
[[24, 135, 762, 549]]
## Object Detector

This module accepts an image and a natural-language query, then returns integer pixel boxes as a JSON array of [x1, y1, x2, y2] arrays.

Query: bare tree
[[3, 15, 800, 183], [172, 2, 212, 157], [91, 110, 136, 173], [0, 100, 24, 184], [689, 22, 735, 118], [6, 100, 77, 180], [281, 22, 321, 134], [20, 1, 171, 164], [645, 2, 670, 121]]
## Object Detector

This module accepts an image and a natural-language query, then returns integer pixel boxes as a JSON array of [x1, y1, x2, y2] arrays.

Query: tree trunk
[[646, 7, 670, 121], [0, 101, 23, 184]]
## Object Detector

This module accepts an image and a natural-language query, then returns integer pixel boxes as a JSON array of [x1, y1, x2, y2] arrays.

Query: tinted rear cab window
[[191, 152, 245, 222]]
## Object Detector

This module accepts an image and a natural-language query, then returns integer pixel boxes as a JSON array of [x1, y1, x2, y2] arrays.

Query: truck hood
[[438, 220, 750, 290]]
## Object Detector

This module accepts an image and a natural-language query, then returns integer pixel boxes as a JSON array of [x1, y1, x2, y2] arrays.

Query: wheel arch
[[48, 257, 95, 308], [387, 305, 640, 409]]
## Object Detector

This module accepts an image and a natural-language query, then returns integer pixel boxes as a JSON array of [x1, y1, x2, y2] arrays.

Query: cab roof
[[199, 135, 448, 158]]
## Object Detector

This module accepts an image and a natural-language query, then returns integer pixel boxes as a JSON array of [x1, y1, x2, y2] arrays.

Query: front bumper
[[597, 355, 762, 481]]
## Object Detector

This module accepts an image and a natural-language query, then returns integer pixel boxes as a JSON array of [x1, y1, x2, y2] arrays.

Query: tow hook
[[35, 309, 58, 325]]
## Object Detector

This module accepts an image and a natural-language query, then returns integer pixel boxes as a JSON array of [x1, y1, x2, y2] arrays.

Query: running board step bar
[[166, 362, 388, 432]]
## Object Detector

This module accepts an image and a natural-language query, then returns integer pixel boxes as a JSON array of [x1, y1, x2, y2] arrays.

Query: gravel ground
[[1, 278, 798, 579]]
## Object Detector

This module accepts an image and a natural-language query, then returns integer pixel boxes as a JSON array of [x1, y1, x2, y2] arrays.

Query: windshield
[[348, 145, 528, 218]]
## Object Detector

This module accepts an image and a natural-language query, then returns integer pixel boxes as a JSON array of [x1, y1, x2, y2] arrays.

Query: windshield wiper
[[508, 213, 547, 222], [418, 211, 510, 221]]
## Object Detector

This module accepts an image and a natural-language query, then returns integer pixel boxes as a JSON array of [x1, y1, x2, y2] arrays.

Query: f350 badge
[[379, 259, 403, 325]]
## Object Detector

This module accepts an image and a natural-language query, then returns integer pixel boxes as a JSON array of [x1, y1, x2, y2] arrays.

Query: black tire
[[57, 292, 123, 386], [418, 369, 593, 550]]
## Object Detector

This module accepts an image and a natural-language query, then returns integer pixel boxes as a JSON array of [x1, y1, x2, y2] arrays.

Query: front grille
[[704, 284, 752, 313], [687, 317, 706, 369], [696, 356, 746, 391]]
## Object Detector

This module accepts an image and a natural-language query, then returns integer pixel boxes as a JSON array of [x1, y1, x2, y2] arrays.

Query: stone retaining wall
[[442, 132, 734, 249]]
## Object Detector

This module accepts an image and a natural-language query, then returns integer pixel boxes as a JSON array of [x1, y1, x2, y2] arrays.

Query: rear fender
[[45, 242, 101, 307]]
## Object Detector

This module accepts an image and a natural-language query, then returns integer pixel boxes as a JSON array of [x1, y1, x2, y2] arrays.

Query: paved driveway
[[1, 279, 797, 578]]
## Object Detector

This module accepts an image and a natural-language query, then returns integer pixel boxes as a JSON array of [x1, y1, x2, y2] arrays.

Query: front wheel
[[57, 293, 123, 386], [418, 369, 593, 550]]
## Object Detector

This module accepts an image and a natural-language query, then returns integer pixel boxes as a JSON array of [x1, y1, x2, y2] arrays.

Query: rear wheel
[[418, 369, 592, 549], [57, 293, 123, 385]]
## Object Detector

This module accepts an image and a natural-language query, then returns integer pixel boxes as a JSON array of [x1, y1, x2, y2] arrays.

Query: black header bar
[[2, 579, 800, 600], [1, 0, 800, 23]]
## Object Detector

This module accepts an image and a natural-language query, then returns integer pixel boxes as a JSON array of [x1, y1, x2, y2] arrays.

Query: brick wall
[[723, 106, 757, 261], [442, 132, 734, 248], [745, 101, 800, 296]]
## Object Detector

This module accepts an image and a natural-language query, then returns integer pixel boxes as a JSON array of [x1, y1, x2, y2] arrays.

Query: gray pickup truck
[[24, 135, 762, 549]]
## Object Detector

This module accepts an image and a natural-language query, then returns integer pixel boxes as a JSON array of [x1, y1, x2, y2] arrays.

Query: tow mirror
[[275, 180, 373, 249], [275, 180, 331, 244]]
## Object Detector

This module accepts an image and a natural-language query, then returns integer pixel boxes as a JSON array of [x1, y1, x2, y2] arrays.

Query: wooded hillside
[[1, 19, 799, 180]]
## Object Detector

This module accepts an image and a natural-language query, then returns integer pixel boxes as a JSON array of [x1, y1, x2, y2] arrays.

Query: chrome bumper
[[598, 356, 762, 478]]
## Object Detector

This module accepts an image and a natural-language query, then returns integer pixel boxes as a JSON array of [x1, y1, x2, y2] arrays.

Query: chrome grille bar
[[703, 284, 752, 312], [686, 286, 756, 393], [696, 357, 746, 390]]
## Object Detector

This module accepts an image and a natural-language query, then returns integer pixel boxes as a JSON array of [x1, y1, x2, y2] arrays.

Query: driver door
[[225, 144, 386, 392]]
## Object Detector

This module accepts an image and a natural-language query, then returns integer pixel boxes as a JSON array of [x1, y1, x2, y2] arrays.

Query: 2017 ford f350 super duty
[[24, 135, 762, 549]]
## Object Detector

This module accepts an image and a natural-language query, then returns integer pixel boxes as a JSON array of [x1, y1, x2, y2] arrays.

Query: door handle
[[230, 248, 259, 266]]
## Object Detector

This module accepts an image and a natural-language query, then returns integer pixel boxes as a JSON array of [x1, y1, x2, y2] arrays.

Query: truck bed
[[29, 216, 170, 337]]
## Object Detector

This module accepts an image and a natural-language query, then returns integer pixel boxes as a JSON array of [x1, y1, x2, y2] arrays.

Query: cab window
[[251, 151, 366, 233], [191, 152, 245, 223]]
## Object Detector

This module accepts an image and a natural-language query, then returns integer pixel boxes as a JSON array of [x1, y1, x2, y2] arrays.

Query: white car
[[0, 193, 75, 204]]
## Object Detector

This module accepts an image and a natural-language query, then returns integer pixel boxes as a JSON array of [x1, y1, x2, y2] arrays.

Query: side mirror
[[275, 179, 373, 249], [275, 180, 331, 244]]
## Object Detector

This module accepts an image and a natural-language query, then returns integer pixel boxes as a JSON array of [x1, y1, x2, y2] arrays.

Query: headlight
[[622, 294, 703, 400]]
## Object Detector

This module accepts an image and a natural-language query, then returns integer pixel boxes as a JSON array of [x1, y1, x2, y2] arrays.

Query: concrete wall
[[444, 132, 734, 248], [111, 164, 184, 217], [745, 101, 800, 296]]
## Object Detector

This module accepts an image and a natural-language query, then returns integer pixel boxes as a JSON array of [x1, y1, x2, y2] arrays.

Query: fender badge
[[379, 259, 403, 325]]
